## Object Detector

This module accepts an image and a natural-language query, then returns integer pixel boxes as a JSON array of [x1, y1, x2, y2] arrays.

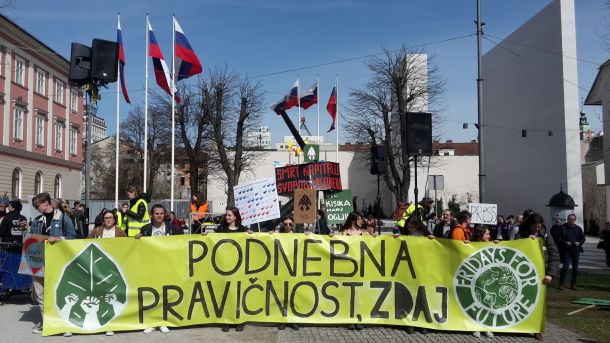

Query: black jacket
[[140, 220, 183, 237], [558, 223, 586, 252], [215, 224, 248, 233], [0, 210, 27, 251], [433, 219, 457, 238]]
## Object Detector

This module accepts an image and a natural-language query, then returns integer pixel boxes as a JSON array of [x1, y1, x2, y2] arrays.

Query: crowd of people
[[0, 191, 599, 340]]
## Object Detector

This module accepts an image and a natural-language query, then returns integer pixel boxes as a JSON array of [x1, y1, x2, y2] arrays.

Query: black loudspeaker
[[401, 112, 432, 156], [91, 39, 118, 83], [370, 145, 388, 175], [69, 43, 91, 87]]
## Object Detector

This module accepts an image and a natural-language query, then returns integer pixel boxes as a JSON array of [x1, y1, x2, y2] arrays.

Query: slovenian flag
[[148, 21, 180, 102], [299, 82, 317, 110], [270, 79, 299, 114], [117, 16, 130, 104], [326, 86, 337, 132], [174, 17, 202, 81]]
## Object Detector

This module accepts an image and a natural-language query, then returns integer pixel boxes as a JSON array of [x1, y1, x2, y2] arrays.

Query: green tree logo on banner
[[55, 244, 128, 330], [453, 246, 540, 328]]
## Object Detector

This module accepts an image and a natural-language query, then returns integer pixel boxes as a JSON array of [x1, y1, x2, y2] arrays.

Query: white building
[[83, 115, 107, 143], [245, 126, 273, 149], [275, 135, 325, 151], [481, 0, 583, 224]]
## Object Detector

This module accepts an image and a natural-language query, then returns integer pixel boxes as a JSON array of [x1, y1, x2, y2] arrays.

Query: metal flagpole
[[115, 13, 121, 209], [297, 76, 301, 135], [335, 75, 339, 162], [170, 15, 176, 211], [144, 15, 149, 193], [476, 0, 486, 202], [316, 75, 320, 140]]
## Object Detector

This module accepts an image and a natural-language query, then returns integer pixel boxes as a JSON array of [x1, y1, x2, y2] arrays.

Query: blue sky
[[4, 0, 608, 144]]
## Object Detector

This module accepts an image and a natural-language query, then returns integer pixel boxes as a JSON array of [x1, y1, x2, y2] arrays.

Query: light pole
[[476, 0, 486, 202]]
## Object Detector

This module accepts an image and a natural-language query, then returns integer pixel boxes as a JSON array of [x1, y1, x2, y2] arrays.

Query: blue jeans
[[559, 249, 580, 287]]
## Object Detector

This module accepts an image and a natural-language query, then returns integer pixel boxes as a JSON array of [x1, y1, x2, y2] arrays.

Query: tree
[[152, 86, 211, 199], [344, 46, 444, 205], [198, 66, 265, 206], [121, 105, 170, 197]]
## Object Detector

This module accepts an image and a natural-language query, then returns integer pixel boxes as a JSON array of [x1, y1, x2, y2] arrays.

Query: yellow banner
[[43, 234, 546, 336]]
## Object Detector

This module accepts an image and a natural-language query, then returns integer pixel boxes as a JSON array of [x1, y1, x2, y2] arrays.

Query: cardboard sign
[[275, 162, 342, 194], [234, 177, 281, 226], [294, 189, 317, 224], [468, 203, 498, 225], [19, 234, 48, 276], [324, 190, 353, 225]]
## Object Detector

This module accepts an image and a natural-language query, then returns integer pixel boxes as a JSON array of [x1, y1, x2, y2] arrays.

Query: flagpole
[[316, 75, 320, 141], [144, 14, 149, 194], [115, 13, 121, 209], [170, 15, 176, 211], [336, 75, 339, 162], [297, 76, 301, 136]]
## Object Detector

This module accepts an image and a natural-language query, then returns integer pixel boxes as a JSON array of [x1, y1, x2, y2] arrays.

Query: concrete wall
[[482, 0, 583, 224]]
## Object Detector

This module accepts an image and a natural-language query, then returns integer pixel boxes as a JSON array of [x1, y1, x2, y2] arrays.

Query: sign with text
[[324, 190, 353, 225], [19, 234, 48, 277], [275, 162, 342, 194], [294, 189, 317, 224], [42, 235, 546, 336], [467, 203, 498, 225], [234, 177, 281, 226]]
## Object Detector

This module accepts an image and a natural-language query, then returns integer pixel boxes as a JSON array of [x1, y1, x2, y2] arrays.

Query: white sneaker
[[159, 326, 170, 334], [484, 332, 494, 338], [472, 331, 481, 338], [32, 322, 43, 334], [106, 331, 114, 336], [63, 332, 72, 337], [142, 327, 154, 334]]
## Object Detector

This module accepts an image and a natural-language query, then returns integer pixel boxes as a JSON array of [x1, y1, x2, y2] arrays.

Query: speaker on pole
[[91, 39, 119, 83], [69, 43, 92, 87], [401, 112, 432, 156]]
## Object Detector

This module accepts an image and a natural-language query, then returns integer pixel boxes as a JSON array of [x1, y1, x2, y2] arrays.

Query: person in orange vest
[[190, 192, 208, 234]]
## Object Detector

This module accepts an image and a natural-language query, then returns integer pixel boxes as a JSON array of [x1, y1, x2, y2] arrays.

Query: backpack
[[392, 203, 409, 220]]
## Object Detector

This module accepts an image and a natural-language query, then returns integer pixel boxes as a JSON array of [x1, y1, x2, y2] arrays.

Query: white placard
[[234, 177, 281, 226], [467, 203, 498, 225]]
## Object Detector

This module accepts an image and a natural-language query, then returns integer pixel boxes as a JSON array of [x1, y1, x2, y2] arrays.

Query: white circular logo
[[454, 246, 540, 328]]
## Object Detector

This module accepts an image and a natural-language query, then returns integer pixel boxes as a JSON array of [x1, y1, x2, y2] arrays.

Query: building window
[[12, 168, 21, 198], [71, 90, 78, 112], [36, 116, 45, 146], [13, 107, 23, 140], [15, 57, 25, 86], [70, 128, 77, 155], [35, 171, 43, 194], [36, 69, 46, 96], [54, 174, 61, 198], [55, 80, 64, 104], [55, 122, 63, 151]]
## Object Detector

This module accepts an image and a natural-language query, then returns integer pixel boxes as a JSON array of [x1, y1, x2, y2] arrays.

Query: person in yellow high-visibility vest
[[116, 202, 129, 231], [395, 198, 434, 233], [124, 186, 150, 237]]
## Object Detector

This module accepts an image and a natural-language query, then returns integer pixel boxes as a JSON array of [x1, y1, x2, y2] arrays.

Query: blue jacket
[[30, 209, 77, 239]]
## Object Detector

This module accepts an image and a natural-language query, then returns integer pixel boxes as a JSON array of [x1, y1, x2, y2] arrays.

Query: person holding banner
[[87, 210, 127, 239], [274, 215, 301, 331], [451, 211, 473, 242], [339, 212, 370, 237], [517, 212, 559, 341], [215, 207, 249, 234], [433, 209, 456, 238], [395, 198, 434, 233], [28, 192, 77, 334], [214, 206, 248, 332], [136, 204, 184, 239]]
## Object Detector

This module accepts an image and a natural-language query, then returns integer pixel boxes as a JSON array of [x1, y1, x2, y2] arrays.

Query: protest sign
[[42, 235, 546, 336], [324, 190, 353, 225], [234, 177, 281, 226], [294, 189, 317, 224], [18, 234, 47, 277], [275, 162, 342, 194], [468, 203, 498, 225]]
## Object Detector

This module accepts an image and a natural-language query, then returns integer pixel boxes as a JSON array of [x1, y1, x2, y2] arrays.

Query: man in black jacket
[[135, 204, 183, 238], [558, 214, 586, 290], [0, 200, 27, 252], [433, 209, 456, 238]]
